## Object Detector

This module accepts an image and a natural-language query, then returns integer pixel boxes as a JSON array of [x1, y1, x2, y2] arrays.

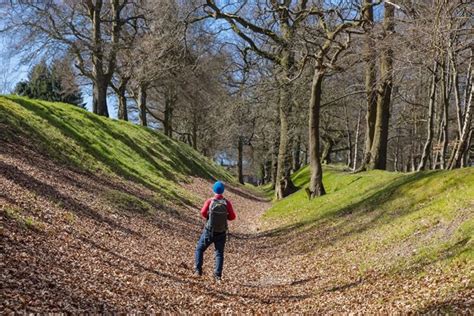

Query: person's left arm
[[226, 199, 236, 221]]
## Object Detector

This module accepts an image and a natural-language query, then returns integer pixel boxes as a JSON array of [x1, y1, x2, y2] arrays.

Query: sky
[[0, 39, 28, 94], [0, 36, 96, 113]]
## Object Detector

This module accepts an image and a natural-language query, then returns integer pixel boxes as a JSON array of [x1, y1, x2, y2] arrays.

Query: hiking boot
[[194, 270, 202, 277], [214, 275, 222, 282]]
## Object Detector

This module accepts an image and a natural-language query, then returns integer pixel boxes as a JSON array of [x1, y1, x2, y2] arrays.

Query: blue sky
[[0, 36, 95, 112], [0, 38, 28, 93]]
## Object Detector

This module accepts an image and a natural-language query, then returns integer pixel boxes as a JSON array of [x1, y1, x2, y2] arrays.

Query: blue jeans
[[194, 229, 226, 277]]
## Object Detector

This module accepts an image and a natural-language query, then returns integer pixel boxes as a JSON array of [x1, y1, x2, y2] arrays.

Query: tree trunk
[[90, 0, 109, 118], [343, 104, 353, 167], [439, 59, 450, 169], [463, 130, 473, 167], [275, 77, 295, 199], [432, 114, 444, 170], [265, 160, 272, 184], [451, 48, 463, 138], [285, 134, 294, 178], [260, 162, 266, 185], [353, 109, 362, 171], [274, 36, 296, 199], [394, 133, 400, 171], [116, 78, 129, 121], [303, 144, 308, 166], [368, 3, 394, 170], [164, 87, 175, 137], [450, 66, 473, 169], [138, 83, 147, 127], [237, 137, 244, 184], [93, 80, 109, 117], [271, 133, 278, 190], [321, 138, 333, 165], [292, 135, 301, 172], [308, 67, 326, 198], [191, 109, 198, 150], [418, 62, 439, 171], [359, 0, 377, 171], [118, 92, 128, 121]]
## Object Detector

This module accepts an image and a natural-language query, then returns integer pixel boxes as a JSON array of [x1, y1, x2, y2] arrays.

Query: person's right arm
[[200, 199, 212, 219]]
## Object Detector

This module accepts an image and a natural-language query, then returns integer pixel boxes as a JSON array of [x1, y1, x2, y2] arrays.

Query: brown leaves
[[1, 148, 472, 313]]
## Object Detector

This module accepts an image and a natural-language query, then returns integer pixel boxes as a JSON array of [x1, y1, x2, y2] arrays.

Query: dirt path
[[1, 146, 472, 313], [177, 178, 473, 314]]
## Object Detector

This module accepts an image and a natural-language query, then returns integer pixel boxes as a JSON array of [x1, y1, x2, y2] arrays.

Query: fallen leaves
[[1, 144, 473, 313]]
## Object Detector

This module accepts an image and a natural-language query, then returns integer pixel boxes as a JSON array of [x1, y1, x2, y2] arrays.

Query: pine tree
[[14, 59, 85, 108], [50, 59, 85, 108]]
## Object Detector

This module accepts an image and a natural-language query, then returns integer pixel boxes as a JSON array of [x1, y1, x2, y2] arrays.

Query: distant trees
[[14, 60, 84, 107], [201, 0, 306, 199]]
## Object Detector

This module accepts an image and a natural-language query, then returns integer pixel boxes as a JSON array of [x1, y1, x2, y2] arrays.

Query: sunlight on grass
[[0, 95, 234, 205], [264, 165, 474, 271]]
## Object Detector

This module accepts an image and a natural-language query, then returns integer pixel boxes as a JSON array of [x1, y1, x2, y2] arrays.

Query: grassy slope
[[264, 165, 474, 271], [0, 95, 233, 206]]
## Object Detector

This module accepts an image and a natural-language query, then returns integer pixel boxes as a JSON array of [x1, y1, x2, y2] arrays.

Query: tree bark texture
[[418, 62, 439, 171], [359, 0, 377, 171], [308, 67, 326, 198], [368, 3, 394, 170]]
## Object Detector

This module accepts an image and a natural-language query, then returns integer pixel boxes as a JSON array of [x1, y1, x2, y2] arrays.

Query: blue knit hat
[[213, 181, 225, 194]]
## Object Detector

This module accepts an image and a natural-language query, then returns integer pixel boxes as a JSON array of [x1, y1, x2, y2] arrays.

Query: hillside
[[1, 97, 473, 313], [0, 96, 244, 312], [1, 95, 233, 204], [262, 165, 473, 311], [265, 165, 473, 268]]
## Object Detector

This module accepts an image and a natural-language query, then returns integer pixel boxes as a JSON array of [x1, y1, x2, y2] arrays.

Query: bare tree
[[1, 1, 146, 116]]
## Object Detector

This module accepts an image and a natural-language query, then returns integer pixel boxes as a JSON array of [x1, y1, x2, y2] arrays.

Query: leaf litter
[[1, 142, 473, 313]]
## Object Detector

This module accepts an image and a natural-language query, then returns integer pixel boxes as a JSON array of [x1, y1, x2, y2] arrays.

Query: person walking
[[194, 181, 236, 281]]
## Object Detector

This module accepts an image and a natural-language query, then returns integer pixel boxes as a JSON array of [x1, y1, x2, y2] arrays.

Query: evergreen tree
[[14, 59, 85, 108], [50, 59, 85, 108]]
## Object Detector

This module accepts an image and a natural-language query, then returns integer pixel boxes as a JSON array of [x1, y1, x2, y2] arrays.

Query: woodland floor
[[1, 141, 473, 313]]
